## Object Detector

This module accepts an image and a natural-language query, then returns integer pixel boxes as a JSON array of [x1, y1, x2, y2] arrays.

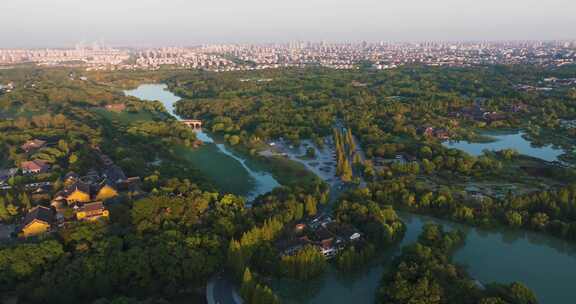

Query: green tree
[[305, 195, 317, 216], [530, 213, 549, 230], [20, 193, 31, 211], [341, 158, 353, 182], [505, 211, 523, 228], [228, 135, 241, 145], [69, 153, 78, 164], [6, 204, 18, 217], [507, 282, 538, 304], [281, 245, 327, 280], [0, 197, 12, 221], [305, 147, 316, 158], [240, 267, 254, 301]]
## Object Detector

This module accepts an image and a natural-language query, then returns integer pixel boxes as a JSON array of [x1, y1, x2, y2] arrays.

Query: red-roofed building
[[20, 160, 50, 174], [21, 139, 46, 153]]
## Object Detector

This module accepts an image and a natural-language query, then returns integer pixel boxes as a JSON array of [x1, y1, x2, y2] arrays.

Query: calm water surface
[[124, 84, 279, 200], [125, 85, 576, 304], [272, 212, 576, 304], [443, 131, 563, 162]]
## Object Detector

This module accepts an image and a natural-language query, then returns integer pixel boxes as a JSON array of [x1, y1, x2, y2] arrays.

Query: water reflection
[[125, 85, 576, 304], [443, 130, 564, 162], [273, 212, 576, 304], [124, 84, 280, 200]]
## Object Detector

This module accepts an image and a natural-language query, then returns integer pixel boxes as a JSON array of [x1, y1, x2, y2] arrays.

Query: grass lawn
[[206, 137, 321, 188], [173, 144, 256, 196], [252, 154, 321, 188]]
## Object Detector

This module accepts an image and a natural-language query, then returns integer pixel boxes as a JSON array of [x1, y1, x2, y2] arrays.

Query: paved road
[[207, 274, 242, 304], [207, 123, 365, 303], [0, 224, 14, 241]]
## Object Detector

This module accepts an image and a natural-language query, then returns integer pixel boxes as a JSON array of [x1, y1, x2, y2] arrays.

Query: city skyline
[[2, 40, 574, 71], [2, 0, 575, 48]]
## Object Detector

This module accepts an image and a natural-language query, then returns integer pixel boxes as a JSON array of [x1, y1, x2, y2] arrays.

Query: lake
[[124, 84, 279, 200], [126, 84, 576, 304], [272, 212, 576, 304], [443, 130, 564, 162]]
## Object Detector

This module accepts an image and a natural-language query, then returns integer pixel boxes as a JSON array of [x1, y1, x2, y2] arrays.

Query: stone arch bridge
[[181, 119, 202, 130]]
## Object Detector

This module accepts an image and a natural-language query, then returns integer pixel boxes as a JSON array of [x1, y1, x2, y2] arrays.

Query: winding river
[[126, 84, 576, 304], [124, 84, 279, 201]]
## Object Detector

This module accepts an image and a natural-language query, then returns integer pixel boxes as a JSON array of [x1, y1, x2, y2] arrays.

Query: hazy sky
[[2, 0, 575, 47]]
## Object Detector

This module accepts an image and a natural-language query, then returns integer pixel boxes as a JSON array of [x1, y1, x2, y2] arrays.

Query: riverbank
[[443, 129, 565, 162], [124, 83, 281, 201], [264, 129, 576, 303], [271, 209, 576, 304], [201, 133, 320, 190], [173, 145, 256, 196], [125, 83, 576, 304]]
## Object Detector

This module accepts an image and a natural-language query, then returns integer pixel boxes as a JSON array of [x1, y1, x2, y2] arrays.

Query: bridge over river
[[181, 119, 202, 130], [125, 83, 576, 304]]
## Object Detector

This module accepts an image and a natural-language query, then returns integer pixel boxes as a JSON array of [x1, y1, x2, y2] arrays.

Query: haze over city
[[2, 1, 576, 304], [2, 0, 576, 47]]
